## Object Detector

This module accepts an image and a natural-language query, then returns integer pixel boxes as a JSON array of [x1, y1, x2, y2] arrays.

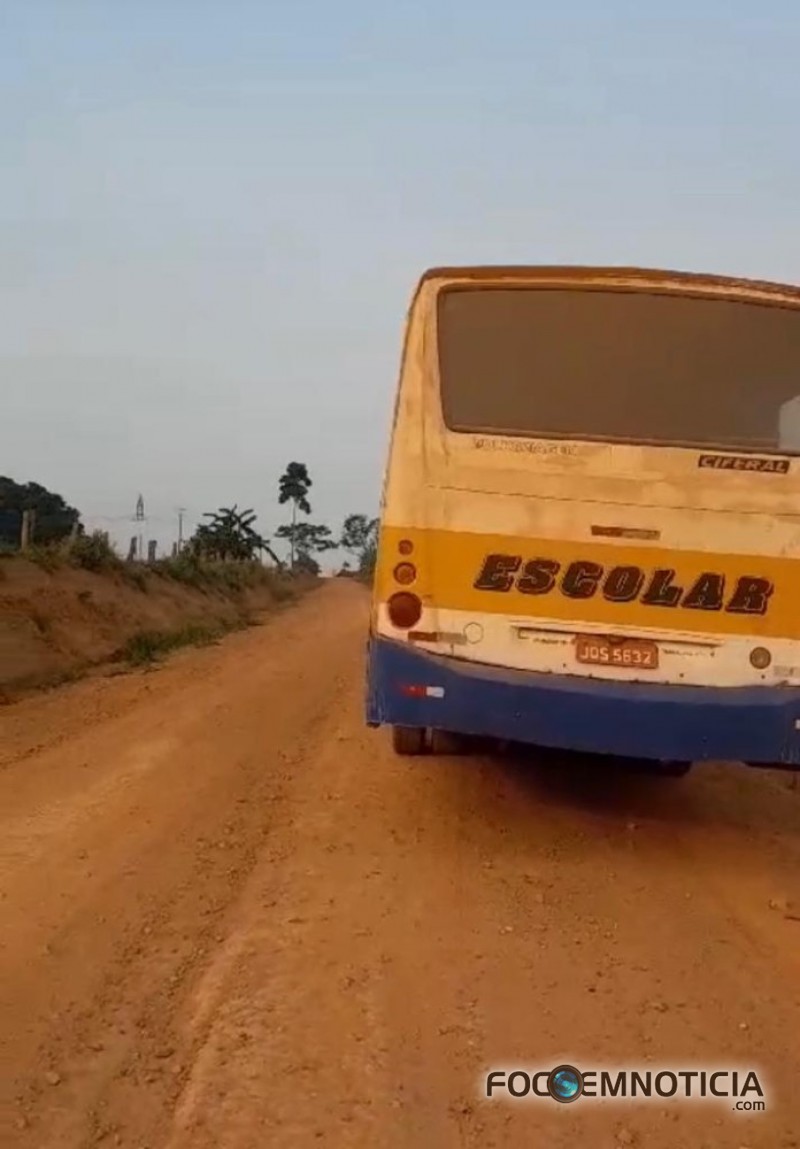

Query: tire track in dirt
[[161, 695, 799, 1148], [0, 582, 362, 1148]]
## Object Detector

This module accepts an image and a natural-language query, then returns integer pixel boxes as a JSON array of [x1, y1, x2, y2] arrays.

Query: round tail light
[[750, 646, 772, 670], [387, 592, 422, 629], [393, 562, 417, 585]]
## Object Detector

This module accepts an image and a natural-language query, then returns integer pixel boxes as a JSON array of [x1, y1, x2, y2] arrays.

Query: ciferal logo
[[485, 1065, 767, 1110], [698, 453, 790, 474]]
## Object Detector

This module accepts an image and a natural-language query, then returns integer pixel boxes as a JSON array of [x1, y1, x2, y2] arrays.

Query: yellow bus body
[[366, 267, 800, 766]]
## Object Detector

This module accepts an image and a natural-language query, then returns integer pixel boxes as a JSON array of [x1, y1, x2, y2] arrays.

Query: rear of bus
[[366, 267, 800, 768]]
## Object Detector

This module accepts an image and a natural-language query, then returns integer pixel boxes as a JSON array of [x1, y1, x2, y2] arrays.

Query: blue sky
[[1, 1, 798, 561]]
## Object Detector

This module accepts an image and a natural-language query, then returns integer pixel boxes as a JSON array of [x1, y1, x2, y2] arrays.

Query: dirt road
[[1, 580, 798, 1148]]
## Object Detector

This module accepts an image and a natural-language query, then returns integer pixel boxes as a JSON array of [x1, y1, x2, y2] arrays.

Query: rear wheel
[[429, 729, 471, 755], [391, 725, 427, 756], [652, 760, 693, 778]]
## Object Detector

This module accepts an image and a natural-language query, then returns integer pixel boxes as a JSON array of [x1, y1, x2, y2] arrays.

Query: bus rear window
[[437, 286, 800, 453]]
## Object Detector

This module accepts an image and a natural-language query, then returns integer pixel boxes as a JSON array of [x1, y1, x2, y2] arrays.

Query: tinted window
[[437, 287, 800, 451]]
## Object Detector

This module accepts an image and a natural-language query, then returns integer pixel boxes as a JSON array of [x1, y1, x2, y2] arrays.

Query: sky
[[1, 1, 799, 564]]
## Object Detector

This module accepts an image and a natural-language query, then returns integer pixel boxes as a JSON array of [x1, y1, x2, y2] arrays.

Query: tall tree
[[275, 521, 335, 576], [340, 513, 379, 577], [277, 462, 312, 570]]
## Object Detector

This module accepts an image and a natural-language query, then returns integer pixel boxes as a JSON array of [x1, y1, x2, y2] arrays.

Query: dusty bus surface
[[365, 266, 800, 769]]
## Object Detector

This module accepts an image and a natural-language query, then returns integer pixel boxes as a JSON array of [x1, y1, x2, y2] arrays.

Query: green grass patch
[[153, 554, 302, 600], [118, 623, 226, 666]]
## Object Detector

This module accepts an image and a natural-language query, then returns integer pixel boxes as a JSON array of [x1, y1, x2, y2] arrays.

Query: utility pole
[[177, 507, 186, 552]]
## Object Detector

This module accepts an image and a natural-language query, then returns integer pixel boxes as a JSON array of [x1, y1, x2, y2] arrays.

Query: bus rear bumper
[[365, 637, 800, 768]]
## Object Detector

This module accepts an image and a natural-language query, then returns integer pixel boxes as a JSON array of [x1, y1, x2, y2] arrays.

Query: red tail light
[[387, 592, 422, 629], [393, 562, 417, 585]]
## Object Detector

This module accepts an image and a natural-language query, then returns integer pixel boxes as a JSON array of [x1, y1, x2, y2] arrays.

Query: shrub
[[68, 531, 122, 573], [123, 566, 149, 592], [155, 555, 293, 597], [154, 552, 208, 588], [268, 576, 297, 603], [27, 546, 63, 573]]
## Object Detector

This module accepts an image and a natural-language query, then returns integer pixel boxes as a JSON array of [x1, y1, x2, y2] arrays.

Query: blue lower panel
[[365, 637, 800, 766]]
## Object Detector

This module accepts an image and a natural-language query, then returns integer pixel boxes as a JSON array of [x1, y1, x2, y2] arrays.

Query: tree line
[[191, 462, 377, 577], [0, 466, 378, 578], [0, 477, 81, 546]]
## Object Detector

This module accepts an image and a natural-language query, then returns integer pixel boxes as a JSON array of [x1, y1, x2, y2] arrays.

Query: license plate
[[575, 635, 659, 670]]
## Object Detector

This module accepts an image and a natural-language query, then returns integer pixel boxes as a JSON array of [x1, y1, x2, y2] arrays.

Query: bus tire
[[429, 729, 470, 755], [653, 760, 693, 778], [391, 725, 427, 756]]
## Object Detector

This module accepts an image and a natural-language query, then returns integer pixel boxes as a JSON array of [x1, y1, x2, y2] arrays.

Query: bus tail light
[[393, 562, 417, 585], [398, 539, 414, 556], [400, 684, 445, 699], [387, 592, 422, 629]]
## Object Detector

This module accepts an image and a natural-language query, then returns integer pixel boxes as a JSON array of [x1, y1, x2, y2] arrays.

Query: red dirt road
[[1, 580, 798, 1148]]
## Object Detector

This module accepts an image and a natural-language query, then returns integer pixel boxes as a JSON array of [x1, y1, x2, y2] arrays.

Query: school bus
[[365, 267, 800, 770]]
